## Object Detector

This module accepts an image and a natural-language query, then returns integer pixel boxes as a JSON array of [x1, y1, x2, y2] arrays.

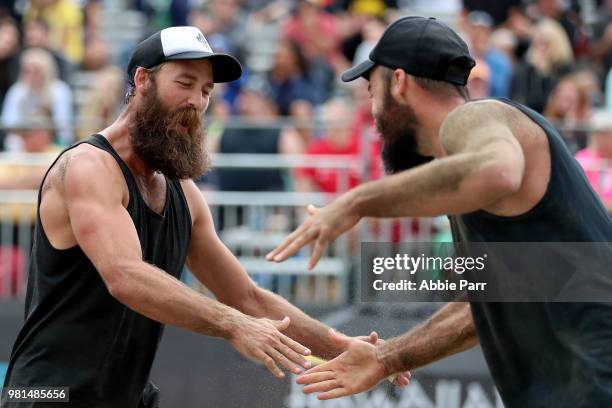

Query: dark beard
[[377, 91, 433, 174], [130, 82, 209, 180]]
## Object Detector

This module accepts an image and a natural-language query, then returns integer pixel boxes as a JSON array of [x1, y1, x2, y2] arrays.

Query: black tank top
[[450, 99, 612, 407], [2, 134, 192, 407]]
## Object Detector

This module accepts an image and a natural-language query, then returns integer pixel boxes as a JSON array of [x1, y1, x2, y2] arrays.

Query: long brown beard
[[377, 90, 433, 174], [130, 82, 209, 180]]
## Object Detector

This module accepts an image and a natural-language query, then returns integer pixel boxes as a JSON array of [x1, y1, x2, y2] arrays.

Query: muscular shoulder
[[46, 143, 126, 204], [440, 100, 523, 154], [441, 100, 518, 137]]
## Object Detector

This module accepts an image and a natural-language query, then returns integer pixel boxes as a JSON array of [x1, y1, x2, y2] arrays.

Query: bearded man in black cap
[[268, 16, 612, 407], [1, 26, 410, 408]]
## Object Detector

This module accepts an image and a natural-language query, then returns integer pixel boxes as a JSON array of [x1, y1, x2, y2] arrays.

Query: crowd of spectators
[[0, 0, 610, 210]]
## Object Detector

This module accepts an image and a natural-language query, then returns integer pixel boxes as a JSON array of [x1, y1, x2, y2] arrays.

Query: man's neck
[[99, 111, 158, 183]]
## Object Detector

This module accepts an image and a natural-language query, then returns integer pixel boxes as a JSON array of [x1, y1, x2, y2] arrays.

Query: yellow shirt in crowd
[[24, 0, 84, 64]]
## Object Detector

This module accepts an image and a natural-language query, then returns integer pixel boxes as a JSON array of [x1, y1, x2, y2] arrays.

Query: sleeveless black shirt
[[2, 134, 192, 407], [450, 99, 612, 407]]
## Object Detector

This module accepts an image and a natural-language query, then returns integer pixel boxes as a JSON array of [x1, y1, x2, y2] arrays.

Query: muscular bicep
[[182, 181, 255, 306], [62, 152, 142, 289]]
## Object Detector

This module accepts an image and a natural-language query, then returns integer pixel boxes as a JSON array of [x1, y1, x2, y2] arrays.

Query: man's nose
[[187, 92, 205, 112]]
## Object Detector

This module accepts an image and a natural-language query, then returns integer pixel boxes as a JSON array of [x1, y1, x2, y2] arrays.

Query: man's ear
[[390, 68, 408, 104], [133, 67, 149, 93]]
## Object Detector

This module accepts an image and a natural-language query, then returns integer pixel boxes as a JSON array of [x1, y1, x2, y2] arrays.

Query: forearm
[[110, 261, 244, 339], [240, 288, 343, 359], [376, 302, 478, 374], [348, 152, 516, 219]]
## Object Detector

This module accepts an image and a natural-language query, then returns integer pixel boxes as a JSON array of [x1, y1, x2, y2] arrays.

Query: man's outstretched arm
[[182, 180, 410, 385], [182, 180, 348, 361], [61, 150, 310, 379], [377, 302, 478, 374], [267, 102, 526, 269], [297, 302, 477, 400]]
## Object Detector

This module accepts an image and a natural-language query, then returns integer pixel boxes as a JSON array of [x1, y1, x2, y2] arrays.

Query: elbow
[[102, 262, 133, 303], [105, 270, 127, 302], [484, 162, 522, 197]]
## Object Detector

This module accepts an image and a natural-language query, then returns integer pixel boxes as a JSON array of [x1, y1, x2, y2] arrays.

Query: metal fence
[[0, 151, 442, 306], [0, 141, 609, 306]]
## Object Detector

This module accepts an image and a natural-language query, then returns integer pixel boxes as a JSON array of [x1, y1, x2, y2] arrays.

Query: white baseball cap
[[127, 26, 242, 84]]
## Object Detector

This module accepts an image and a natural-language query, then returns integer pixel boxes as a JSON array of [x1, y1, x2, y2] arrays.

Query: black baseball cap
[[127, 26, 242, 84], [341, 16, 475, 85]]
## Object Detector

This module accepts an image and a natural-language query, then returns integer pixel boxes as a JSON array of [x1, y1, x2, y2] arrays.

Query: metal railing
[[0, 143, 608, 306], [0, 153, 372, 306]]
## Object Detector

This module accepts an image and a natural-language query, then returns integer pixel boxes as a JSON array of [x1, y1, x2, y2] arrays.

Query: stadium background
[[0, 0, 611, 406]]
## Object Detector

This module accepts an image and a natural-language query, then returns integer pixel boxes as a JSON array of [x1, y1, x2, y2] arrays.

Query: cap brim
[[341, 59, 376, 82], [166, 51, 242, 83]]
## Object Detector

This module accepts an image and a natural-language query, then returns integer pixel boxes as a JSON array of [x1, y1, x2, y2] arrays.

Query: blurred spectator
[[503, 3, 533, 60], [211, 0, 248, 52], [510, 18, 573, 113], [287, 99, 314, 151], [83, 0, 102, 39], [605, 68, 612, 111], [169, 0, 190, 26], [467, 59, 491, 99], [407, 0, 457, 14], [23, 18, 71, 81], [296, 98, 361, 193], [1, 48, 73, 148], [136, 0, 190, 28], [268, 39, 316, 116], [575, 110, 612, 212], [350, 16, 386, 72], [11, 114, 60, 153], [0, 15, 19, 110], [544, 74, 591, 152], [0, 1, 19, 20], [0, 114, 59, 190], [527, 0, 588, 57], [282, 0, 340, 103], [81, 34, 110, 71], [466, 11, 512, 97], [283, 0, 339, 66], [489, 28, 517, 64], [573, 66, 604, 108], [78, 65, 124, 140], [461, 0, 521, 27], [591, 13, 612, 85], [338, 1, 387, 69], [23, 0, 84, 65], [213, 77, 302, 192], [189, 0, 247, 63]]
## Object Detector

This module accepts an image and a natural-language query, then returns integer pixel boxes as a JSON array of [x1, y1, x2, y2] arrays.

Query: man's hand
[[266, 199, 360, 270], [229, 316, 312, 379], [296, 329, 409, 400], [337, 330, 410, 387]]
